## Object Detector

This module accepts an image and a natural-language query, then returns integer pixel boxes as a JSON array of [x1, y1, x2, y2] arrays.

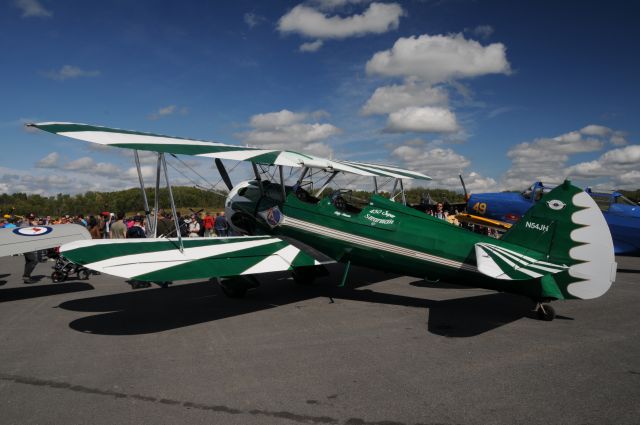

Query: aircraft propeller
[[215, 158, 234, 191]]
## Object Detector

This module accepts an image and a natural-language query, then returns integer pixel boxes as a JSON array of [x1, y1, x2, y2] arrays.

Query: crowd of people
[[0, 210, 231, 240], [0, 210, 231, 284]]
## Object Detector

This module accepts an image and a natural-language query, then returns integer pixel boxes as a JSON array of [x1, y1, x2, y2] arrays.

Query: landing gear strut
[[535, 302, 556, 321]]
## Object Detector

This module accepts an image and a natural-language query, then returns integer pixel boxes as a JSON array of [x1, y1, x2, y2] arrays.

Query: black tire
[[80, 270, 91, 280], [51, 271, 64, 283], [537, 304, 556, 321]]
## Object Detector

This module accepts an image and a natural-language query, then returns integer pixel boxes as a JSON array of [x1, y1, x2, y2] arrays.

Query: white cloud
[[502, 126, 634, 189], [124, 165, 157, 181], [64, 157, 95, 171], [63, 157, 122, 177], [366, 33, 511, 84], [393, 145, 469, 170], [147, 105, 187, 120], [610, 133, 628, 146], [578, 124, 627, 146], [15, 0, 52, 18], [300, 40, 324, 52], [312, 0, 370, 9], [599, 144, 640, 165], [362, 81, 448, 115], [580, 124, 611, 137], [35, 152, 60, 168], [243, 123, 341, 145], [564, 145, 640, 189], [390, 144, 497, 191], [240, 109, 341, 156], [43, 65, 101, 81], [386, 106, 459, 133], [470, 25, 494, 39], [249, 109, 308, 129], [278, 2, 404, 39]]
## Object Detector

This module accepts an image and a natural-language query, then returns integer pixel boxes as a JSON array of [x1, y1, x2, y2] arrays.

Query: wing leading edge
[[28, 122, 431, 180]]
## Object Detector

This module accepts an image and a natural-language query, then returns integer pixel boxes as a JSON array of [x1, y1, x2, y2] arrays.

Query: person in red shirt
[[203, 211, 215, 237]]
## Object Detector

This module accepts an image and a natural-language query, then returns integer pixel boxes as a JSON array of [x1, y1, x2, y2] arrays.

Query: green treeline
[[1, 186, 637, 218], [0, 187, 227, 217]]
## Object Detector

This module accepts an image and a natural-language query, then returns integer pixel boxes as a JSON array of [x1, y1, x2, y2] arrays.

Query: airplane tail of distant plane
[[493, 180, 617, 300]]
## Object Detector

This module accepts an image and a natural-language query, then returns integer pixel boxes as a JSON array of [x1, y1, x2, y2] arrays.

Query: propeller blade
[[215, 158, 233, 191]]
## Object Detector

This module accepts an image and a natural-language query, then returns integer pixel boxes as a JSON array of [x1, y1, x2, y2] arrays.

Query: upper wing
[[60, 235, 333, 282], [28, 122, 431, 180]]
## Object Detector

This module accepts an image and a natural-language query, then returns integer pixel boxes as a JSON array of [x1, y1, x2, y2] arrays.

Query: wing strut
[[153, 153, 161, 237], [161, 153, 184, 253], [315, 171, 339, 198], [278, 165, 286, 201], [252, 163, 265, 197], [134, 150, 154, 236]]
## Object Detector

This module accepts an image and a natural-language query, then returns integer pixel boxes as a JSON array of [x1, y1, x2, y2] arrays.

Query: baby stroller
[[50, 247, 92, 282]]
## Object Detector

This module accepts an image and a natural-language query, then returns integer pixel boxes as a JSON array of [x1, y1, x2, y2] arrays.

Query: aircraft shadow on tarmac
[[57, 266, 536, 337], [0, 280, 94, 303]]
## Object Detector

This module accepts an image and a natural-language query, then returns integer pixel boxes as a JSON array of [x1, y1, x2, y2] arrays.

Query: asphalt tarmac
[[0, 254, 639, 425]]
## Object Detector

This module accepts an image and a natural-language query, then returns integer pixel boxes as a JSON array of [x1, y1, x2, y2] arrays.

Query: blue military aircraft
[[464, 181, 640, 256]]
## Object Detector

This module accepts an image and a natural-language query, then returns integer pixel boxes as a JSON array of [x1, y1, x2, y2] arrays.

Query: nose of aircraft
[[224, 180, 260, 235]]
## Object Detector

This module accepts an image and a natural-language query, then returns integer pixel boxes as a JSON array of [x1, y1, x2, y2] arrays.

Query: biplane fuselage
[[225, 180, 605, 302]]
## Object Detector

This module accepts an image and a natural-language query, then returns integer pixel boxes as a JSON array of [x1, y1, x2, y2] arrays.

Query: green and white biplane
[[29, 122, 617, 321]]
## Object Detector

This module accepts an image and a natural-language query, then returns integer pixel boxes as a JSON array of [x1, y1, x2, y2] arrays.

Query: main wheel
[[80, 270, 91, 280], [537, 304, 556, 321], [51, 271, 64, 283]]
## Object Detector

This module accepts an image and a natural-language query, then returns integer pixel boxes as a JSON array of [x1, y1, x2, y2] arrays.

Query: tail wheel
[[537, 303, 556, 321]]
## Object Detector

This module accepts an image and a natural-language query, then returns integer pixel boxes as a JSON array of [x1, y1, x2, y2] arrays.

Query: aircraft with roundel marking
[[28, 122, 618, 321]]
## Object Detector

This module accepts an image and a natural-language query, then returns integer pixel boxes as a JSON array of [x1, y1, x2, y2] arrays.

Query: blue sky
[[1, 0, 639, 195]]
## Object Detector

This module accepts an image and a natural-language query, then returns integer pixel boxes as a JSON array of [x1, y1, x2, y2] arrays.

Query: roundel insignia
[[546, 199, 566, 211], [13, 226, 54, 237], [266, 207, 282, 227]]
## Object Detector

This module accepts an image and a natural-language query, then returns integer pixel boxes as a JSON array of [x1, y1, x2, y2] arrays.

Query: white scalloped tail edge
[[568, 192, 617, 299]]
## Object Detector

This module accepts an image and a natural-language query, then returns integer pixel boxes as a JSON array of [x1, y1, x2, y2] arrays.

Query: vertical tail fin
[[501, 180, 616, 299]]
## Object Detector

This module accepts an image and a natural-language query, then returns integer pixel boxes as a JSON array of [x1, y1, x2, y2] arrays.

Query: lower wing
[[60, 236, 330, 282]]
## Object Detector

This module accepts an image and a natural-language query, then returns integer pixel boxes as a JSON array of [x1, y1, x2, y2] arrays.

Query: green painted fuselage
[[230, 183, 569, 301]]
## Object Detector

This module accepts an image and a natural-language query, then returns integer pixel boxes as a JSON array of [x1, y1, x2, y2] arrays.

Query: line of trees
[[0, 187, 227, 217], [1, 186, 636, 218]]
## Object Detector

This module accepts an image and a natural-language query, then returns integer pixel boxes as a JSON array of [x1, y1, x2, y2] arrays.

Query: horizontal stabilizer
[[60, 236, 323, 282], [475, 242, 568, 281], [0, 224, 91, 258]]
